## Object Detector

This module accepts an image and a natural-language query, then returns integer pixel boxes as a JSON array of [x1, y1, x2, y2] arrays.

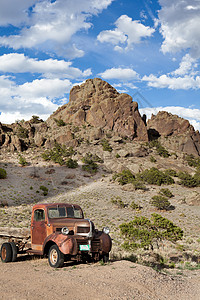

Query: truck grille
[[77, 226, 90, 233], [91, 239, 101, 252]]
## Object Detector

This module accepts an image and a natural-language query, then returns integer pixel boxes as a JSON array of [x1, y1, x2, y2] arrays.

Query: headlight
[[103, 226, 110, 235], [61, 227, 69, 235]]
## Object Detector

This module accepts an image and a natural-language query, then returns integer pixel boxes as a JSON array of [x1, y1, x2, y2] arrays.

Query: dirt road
[[0, 258, 200, 300]]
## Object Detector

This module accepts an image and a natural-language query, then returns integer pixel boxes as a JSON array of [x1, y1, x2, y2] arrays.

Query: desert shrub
[[133, 180, 147, 190], [82, 153, 103, 164], [101, 139, 112, 152], [119, 214, 183, 250], [18, 154, 28, 166], [185, 154, 200, 168], [130, 201, 141, 210], [111, 196, 126, 208], [164, 169, 177, 177], [149, 140, 170, 158], [159, 188, 174, 198], [41, 143, 75, 166], [54, 118, 66, 127], [177, 171, 199, 187], [82, 156, 98, 174], [40, 185, 48, 196], [113, 169, 135, 185], [137, 167, 174, 186], [30, 115, 43, 124], [66, 158, 78, 169], [151, 195, 171, 210], [0, 168, 7, 179], [150, 156, 156, 163], [116, 153, 120, 158], [16, 126, 29, 139]]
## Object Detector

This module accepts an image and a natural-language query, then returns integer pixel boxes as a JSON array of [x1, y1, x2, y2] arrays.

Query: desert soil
[[1, 150, 200, 299], [0, 258, 200, 300]]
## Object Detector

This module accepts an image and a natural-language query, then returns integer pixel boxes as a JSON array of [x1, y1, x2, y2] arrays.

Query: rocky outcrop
[[47, 78, 148, 141], [148, 111, 200, 156]]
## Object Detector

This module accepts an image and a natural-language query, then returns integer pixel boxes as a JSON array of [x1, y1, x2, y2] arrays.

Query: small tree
[[18, 154, 28, 166], [0, 168, 7, 179], [151, 195, 171, 210], [119, 214, 183, 250]]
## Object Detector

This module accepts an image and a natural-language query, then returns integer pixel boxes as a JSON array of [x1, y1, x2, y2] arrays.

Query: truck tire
[[48, 244, 64, 268], [1, 242, 12, 263], [10, 242, 18, 262]]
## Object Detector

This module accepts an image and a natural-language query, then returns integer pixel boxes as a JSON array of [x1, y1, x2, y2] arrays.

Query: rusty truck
[[0, 203, 112, 268]]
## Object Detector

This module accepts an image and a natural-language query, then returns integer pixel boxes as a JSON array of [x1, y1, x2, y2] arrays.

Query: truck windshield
[[48, 206, 83, 219]]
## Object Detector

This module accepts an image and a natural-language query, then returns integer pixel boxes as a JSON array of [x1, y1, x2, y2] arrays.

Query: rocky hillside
[[0, 78, 200, 158]]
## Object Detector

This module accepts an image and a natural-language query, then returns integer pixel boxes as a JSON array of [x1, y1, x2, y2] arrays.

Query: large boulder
[[148, 111, 200, 156], [47, 78, 148, 141]]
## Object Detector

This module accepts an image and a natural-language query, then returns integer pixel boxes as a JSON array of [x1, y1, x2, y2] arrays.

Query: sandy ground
[[1, 152, 200, 299], [0, 258, 200, 300]]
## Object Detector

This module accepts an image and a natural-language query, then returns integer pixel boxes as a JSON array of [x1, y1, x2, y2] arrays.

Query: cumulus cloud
[[139, 106, 200, 131], [0, 53, 92, 79], [99, 67, 139, 81], [0, 75, 73, 123], [172, 54, 198, 76], [142, 74, 200, 90], [158, 0, 200, 58], [0, 0, 113, 58], [97, 15, 155, 51]]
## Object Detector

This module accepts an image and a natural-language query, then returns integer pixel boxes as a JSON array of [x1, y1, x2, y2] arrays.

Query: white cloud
[[0, 75, 73, 123], [97, 15, 155, 51], [0, 53, 92, 79], [0, 0, 113, 58], [139, 106, 200, 131], [142, 74, 200, 90], [158, 0, 200, 58], [172, 54, 198, 76], [0, 0, 37, 26], [99, 67, 139, 81]]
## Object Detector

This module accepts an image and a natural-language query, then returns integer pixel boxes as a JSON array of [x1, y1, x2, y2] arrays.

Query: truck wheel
[[102, 253, 109, 263], [10, 242, 18, 262], [1, 242, 12, 263], [48, 245, 64, 268]]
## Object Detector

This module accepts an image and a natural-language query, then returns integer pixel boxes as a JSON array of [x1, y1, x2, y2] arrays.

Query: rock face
[[148, 111, 200, 156], [47, 78, 148, 141]]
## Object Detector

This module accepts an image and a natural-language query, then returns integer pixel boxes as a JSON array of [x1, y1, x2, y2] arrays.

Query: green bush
[[40, 185, 48, 196], [159, 188, 174, 198], [164, 169, 177, 177], [18, 154, 28, 166], [54, 118, 66, 127], [119, 214, 183, 250], [185, 154, 200, 168], [149, 140, 170, 158], [16, 126, 28, 139], [66, 158, 78, 169], [137, 167, 174, 186], [82, 153, 103, 164], [150, 156, 157, 163], [111, 196, 126, 208], [151, 195, 171, 210], [0, 168, 7, 179], [30, 115, 43, 123], [113, 169, 135, 185], [41, 143, 75, 166], [177, 171, 199, 187], [101, 139, 112, 152], [130, 201, 141, 210]]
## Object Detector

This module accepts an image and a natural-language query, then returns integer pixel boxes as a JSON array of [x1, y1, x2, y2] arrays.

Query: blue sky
[[0, 0, 200, 130]]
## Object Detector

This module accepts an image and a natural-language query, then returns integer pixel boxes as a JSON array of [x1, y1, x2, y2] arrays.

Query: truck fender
[[98, 232, 112, 253], [44, 233, 77, 255]]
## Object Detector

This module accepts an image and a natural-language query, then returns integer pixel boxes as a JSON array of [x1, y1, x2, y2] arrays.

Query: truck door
[[31, 208, 47, 252]]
